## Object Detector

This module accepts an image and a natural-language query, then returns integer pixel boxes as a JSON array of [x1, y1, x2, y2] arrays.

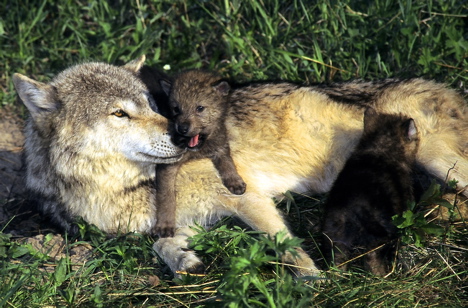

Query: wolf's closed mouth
[[139, 152, 184, 161]]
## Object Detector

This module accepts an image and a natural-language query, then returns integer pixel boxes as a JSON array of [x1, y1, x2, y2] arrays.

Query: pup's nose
[[177, 123, 190, 135]]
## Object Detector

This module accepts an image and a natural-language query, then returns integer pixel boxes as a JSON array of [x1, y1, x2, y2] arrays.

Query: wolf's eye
[[112, 110, 129, 118], [196, 106, 205, 112], [173, 106, 180, 115]]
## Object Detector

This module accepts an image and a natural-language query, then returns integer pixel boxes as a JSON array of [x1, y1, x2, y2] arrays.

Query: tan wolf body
[[13, 56, 468, 278]]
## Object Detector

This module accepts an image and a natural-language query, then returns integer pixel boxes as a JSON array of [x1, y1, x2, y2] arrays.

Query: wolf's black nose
[[177, 123, 189, 135]]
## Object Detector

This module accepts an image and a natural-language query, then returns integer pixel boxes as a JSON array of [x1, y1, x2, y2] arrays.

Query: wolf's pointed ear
[[213, 81, 230, 96], [12, 73, 59, 117], [363, 107, 379, 132], [404, 118, 418, 141], [123, 55, 146, 73], [159, 79, 172, 96]]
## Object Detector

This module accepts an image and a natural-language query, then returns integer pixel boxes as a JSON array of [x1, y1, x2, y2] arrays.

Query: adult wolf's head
[[13, 56, 185, 168], [12, 57, 186, 233]]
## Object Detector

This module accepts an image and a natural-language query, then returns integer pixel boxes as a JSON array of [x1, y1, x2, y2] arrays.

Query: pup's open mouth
[[188, 134, 200, 148], [171, 133, 205, 150]]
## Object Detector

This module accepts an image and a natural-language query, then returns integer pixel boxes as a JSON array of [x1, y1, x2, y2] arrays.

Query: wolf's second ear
[[123, 55, 146, 73], [159, 79, 172, 96], [13, 73, 59, 117]]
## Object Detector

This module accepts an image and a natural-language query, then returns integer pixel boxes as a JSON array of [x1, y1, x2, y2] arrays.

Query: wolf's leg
[[153, 226, 205, 276], [236, 192, 321, 277]]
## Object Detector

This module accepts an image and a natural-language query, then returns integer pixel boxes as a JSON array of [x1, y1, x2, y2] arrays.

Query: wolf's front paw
[[223, 176, 247, 195], [184, 260, 206, 275]]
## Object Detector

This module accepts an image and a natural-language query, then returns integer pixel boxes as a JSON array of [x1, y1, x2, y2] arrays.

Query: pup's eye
[[173, 107, 180, 115], [112, 110, 129, 118], [196, 106, 205, 112]]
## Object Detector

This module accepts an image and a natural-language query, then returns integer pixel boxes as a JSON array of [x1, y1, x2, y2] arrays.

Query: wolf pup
[[154, 70, 246, 237], [322, 108, 419, 275], [14, 56, 468, 279]]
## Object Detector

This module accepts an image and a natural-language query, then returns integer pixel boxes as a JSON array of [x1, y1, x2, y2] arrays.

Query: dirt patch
[[24, 234, 93, 272], [0, 106, 26, 227], [0, 106, 24, 203]]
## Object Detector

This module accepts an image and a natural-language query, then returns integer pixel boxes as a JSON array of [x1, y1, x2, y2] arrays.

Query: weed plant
[[0, 0, 467, 306]]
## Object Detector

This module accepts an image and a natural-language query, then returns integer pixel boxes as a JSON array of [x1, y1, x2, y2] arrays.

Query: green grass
[[1, 0, 467, 306], [1, 0, 467, 103]]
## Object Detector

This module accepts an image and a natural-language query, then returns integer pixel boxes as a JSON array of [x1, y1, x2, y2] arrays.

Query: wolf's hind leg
[[236, 192, 321, 277], [153, 226, 205, 276], [417, 139, 468, 196]]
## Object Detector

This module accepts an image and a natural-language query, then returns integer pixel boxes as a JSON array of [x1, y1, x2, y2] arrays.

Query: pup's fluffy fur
[[154, 70, 246, 237], [322, 109, 419, 275]]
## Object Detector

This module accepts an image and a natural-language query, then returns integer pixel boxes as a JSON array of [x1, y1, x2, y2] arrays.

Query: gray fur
[[13, 56, 186, 234]]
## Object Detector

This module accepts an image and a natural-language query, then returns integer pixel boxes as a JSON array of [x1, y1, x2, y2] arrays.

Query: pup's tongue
[[188, 134, 199, 148]]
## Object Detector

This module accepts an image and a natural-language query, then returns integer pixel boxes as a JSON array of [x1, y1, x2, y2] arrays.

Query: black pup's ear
[[404, 118, 418, 141], [138, 66, 173, 118], [363, 107, 379, 132], [160, 79, 172, 96]]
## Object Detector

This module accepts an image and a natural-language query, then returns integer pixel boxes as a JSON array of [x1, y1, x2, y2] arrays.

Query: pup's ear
[[213, 81, 230, 96], [12, 73, 59, 118], [123, 55, 146, 73], [159, 79, 172, 96], [404, 118, 418, 141]]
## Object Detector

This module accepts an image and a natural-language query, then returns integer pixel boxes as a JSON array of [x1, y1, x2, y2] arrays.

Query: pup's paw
[[223, 176, 247, 195], [152, 224, 176, 238]]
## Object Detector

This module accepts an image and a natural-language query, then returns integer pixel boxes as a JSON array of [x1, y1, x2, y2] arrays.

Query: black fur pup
[[322, 108, 419, 275]]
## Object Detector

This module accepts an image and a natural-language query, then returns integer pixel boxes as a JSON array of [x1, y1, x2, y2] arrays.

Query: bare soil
[[0, 106, 24, 204]]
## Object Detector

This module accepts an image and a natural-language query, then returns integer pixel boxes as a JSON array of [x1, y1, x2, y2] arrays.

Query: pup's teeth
[[189, 134, 199, 148]]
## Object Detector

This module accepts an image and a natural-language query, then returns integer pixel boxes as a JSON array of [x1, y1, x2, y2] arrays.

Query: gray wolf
[[322, 109, 419, 275], [154, 70, 246, 237], [13, 57, 186, 235], [13, 56, 468, 278]]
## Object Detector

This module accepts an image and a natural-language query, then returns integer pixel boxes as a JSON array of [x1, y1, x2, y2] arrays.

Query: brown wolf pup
[[153, 70, 246, 237], [322, 108, 419, 275]]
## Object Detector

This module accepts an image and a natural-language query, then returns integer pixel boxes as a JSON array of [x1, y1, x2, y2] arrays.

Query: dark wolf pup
[[322, 108, 419, 275], [154, 70, 246, 237]]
